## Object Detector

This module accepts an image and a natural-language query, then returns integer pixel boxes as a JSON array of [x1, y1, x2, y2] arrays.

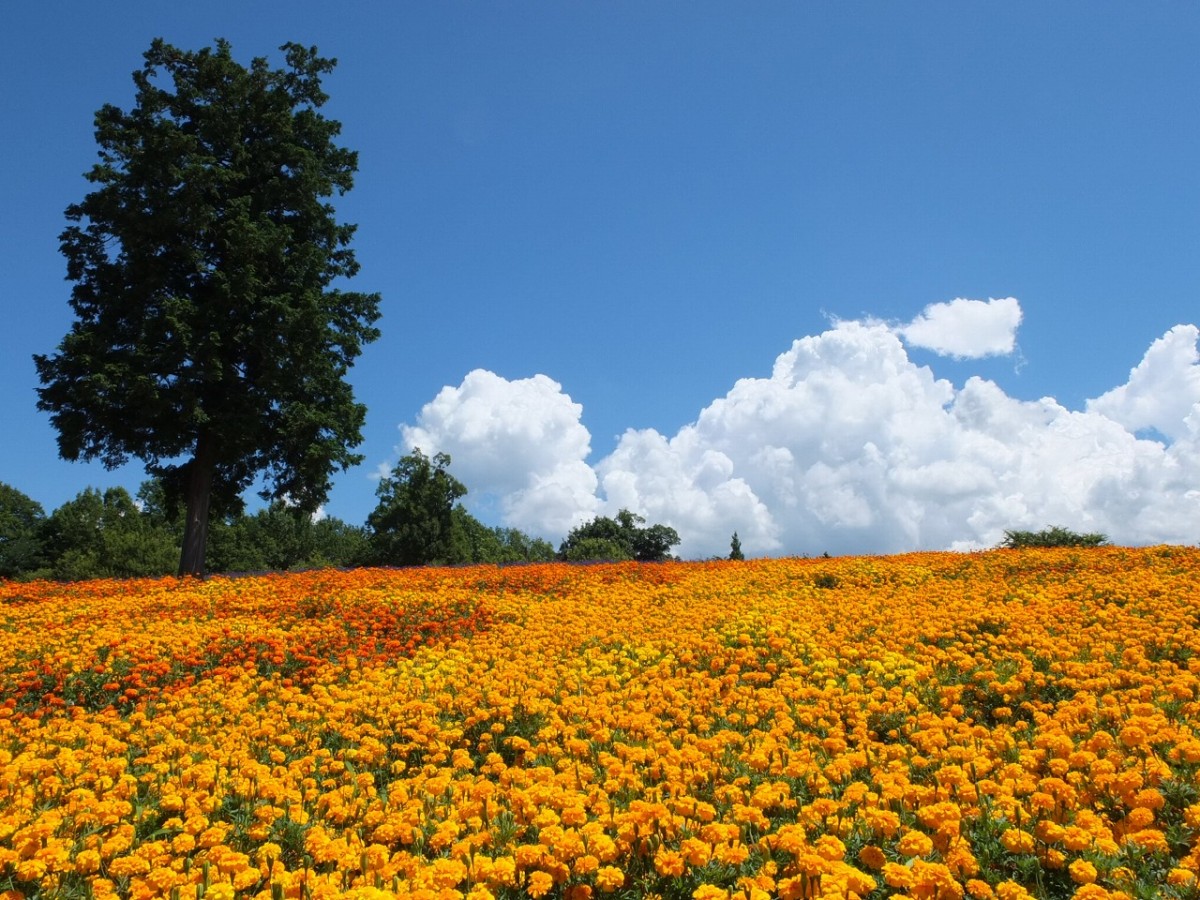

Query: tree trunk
[[178, 430, 215, 577]]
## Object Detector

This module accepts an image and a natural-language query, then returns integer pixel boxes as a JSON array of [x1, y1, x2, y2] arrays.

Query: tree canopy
[[34, 38, 380, 576], [999, 526, 1108, 549], [367, 450, 469, 567], [39, 486, 178, 581], [0, 483, 47, 579], [558, 509, 680, 562], [729, 531, 745, 561]]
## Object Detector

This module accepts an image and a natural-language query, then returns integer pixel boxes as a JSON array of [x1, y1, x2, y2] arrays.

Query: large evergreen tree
[[34, 39, 380, 576]]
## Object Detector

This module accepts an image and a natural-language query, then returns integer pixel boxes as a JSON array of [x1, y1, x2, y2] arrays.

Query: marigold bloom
[[1069, 859, 1098, 884], [858, 845, 886, 870], [526, 871, 554, 898], [595, 866, 624, 892], [898, 829, 934, 858], [654, 848, 685, 877]]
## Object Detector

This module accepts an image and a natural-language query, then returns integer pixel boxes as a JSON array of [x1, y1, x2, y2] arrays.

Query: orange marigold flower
[[858, 845, 886, 870], [654, 848, 685, 877]]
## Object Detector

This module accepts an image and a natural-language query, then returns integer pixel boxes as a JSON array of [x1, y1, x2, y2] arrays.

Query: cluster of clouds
[[399, 298, 1200, 558]]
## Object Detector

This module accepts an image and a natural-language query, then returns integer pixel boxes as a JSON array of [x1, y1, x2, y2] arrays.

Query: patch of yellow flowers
[[2, 546, 1200, 900]]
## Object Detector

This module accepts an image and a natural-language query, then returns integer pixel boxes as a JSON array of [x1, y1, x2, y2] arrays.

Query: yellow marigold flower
[[203, 884, 235, 900], [574, 854, 600, 876], [1109, 866, 1134, 884], [681, 838, 711, 867], [897, 829, 934, 858], [1168, 868, 1197, 886], [882, 862, 914, 888], [561, 806, 588, 827], [1000, 828, 1035, 854], [1124, 807, 1154, 829], [995, 881, 1035, 900], [489, 855, 518, 887], [1069, 886, 1110, 900], [526, 871, 554, 898], [966, 879, 995, 898], [588, 833, 618, 862], [146, 867, 183, 893], [1118, 725, 1146, 748], [232, 867, 262, 890], [595, 865, 624, 892], [716, 843, 750, 866], [1124, 829, 1168, 853], [75, 849, 102, 874], [1068, 859, 1098, 884], [862, 807, 901, 838], [814, 834, 845, 861], [945, 843, 980, 877], [183, 815, 209, 835], [15, 858, 47, 882], [692, 887, 729, 900]]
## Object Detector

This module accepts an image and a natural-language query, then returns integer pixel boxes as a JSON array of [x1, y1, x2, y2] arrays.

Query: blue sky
[[4, 3, 1199, 556]]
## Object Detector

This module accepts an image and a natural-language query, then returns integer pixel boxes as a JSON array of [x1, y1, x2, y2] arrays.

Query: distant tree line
[[999, 526, 1108, 549], [0, 449, 685, 581]]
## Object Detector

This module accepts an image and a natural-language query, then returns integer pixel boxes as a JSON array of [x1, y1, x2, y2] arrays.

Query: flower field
[[2, 548, 1200, 900]]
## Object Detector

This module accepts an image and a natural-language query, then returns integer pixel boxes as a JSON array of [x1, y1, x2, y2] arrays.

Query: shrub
[[999, 526, 1108, 549]]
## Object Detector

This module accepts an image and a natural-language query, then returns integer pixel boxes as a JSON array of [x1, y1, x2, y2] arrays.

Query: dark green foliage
[[999, 526, 1108, 549], [206, 502, 368, 573], [307, 516, 372, 569], [450, 508, 556, 565], [729, 531, 745, 561], [40, 486, 178, 580], [34, 38, 380, 576], [561, 536, 634, 563], [0, 483, 47, 579], [367, 449, 468, 566], [558, 509, 680, 562], [366, 451, 556, 568]]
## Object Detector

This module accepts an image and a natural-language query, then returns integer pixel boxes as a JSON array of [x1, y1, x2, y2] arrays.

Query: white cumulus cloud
[[1087, 324, 1200, 441], [396, 305, 1200, 559], [400, 369, 599, 536], [897, 296, 1023, 358]]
